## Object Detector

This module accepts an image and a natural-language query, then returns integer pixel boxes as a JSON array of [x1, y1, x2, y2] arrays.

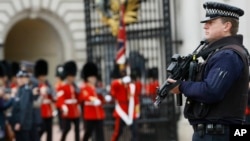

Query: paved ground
[[177, 114, 193, 141], [40, 123, 85, 141], [41, 115, 193, 141]]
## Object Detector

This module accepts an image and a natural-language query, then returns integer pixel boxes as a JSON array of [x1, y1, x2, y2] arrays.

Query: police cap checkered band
[[201, 2, 244, 23], [16, 70, 29, 77]]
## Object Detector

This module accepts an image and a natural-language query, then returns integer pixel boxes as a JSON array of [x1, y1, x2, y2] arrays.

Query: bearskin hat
[[34, 59, 48, 77], [0, 60, 11, 79], [130, 68, 141, 81], [111, 64, 121, 79], [146, 68, 153, 78], [55, 64, 64, 79], [81, 62, 98, 81], [63, 61, 77, 77], [55, 64, 64, 76], [11, 62, 20, 77], [151, 67, 158, 79], [0, 62, 6, 77], [147, 67, 158, 79]]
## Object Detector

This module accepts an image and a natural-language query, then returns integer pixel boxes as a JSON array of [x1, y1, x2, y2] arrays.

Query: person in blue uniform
[[10, 70, 34, 141], [168, 2, 249, 141]]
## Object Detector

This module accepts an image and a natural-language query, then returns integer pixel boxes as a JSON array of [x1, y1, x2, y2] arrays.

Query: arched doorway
[[4, 18, 63, 84]]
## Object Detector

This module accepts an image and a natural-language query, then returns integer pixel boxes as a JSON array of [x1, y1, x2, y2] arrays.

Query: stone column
[[176, 0, 203, 56]]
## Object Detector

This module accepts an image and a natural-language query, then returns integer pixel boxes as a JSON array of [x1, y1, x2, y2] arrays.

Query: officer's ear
[[223, 21, 232, 33]]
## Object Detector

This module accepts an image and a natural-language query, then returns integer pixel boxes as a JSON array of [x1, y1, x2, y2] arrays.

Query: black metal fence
[[95, 95, 179, 141], [83, 0, 179, 140]]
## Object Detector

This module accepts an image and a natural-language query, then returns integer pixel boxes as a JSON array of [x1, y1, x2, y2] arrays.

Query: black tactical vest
[[184, 35, 249, 123], [205, 44, 249, 121]]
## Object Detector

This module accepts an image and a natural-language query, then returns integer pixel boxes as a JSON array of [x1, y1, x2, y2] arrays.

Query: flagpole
[[116, 0, 127, 74]]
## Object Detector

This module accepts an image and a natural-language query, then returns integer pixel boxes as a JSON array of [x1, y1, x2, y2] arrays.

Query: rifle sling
[[196, 43, 230, 58]]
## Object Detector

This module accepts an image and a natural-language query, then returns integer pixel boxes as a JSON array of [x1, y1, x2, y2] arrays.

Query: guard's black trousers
[[15, 130, 32, 141], [83, 120, 104, 141], [57, 108, 64, 131], [111, 118, 138, 141], [39, 117, 52, 141], [60, 118, 80, 141]]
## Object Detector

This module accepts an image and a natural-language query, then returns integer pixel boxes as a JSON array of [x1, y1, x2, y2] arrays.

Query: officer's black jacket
[[180, 35, 249, 124], [10, 84, 33, 130]]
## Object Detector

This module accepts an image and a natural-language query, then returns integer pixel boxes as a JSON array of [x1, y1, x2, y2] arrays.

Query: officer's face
[[203, 18, 231, 42], [17, 77, 24, 86], [22, 77, 30, 84]]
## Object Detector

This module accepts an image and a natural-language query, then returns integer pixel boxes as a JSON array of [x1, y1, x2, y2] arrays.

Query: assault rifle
[[154, 40, 210, 107]]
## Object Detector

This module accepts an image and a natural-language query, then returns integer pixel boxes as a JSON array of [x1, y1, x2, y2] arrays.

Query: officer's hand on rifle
[[167, 78, 181, 94]]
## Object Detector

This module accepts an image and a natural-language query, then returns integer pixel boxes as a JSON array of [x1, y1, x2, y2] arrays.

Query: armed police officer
[[10, 70, 34, 141], [168, 2, 249, 141]]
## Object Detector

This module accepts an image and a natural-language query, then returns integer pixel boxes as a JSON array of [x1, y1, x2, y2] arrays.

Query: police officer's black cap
[[16, 70, 29, 77], [201, 2, 244, 23]]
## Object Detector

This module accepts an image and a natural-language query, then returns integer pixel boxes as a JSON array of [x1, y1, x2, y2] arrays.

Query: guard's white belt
[[65, 99, 77, 104], [43, 99, 52, 104], [84, 101, 97, 106]]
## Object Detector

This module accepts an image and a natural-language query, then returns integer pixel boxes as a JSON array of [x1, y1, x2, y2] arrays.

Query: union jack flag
[[116, 5, 126, 65]]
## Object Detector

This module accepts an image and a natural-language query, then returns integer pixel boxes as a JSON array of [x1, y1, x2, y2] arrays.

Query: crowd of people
[[0, 59, 160, 141]]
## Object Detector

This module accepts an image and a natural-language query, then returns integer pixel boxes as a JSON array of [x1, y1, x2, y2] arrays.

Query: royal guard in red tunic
[[34, 59, 54, 141], [131, 68, 142, 119], [6, 62, 20, 116], [110, 64, 138, 141], [145, 68, 159, 98], [78, 62, 105, 141], [54, 64, 65, 131], [3, 61, 20, 140], [58, 61, 80, 141]]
